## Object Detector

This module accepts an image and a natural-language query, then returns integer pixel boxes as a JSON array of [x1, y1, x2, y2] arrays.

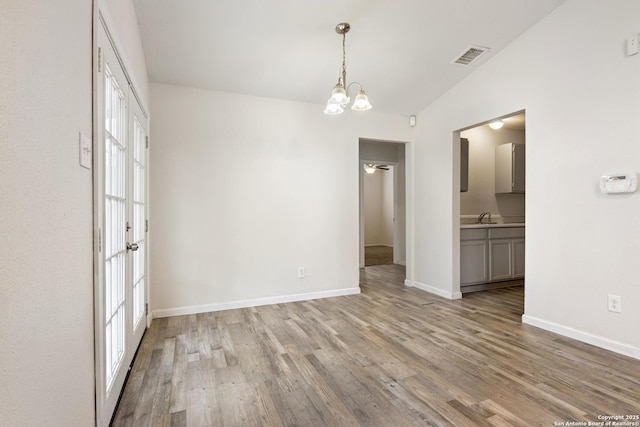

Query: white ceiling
[[133, 0, 566, 116]]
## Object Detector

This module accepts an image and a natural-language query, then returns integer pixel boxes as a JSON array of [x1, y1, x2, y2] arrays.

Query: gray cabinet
[[461, 226, 525, 286], [495, 143, 525, 194], [512, 238, 526, 278], [460, 228, 488, 285], [460, 138, 469, 192], [488, 227, 525, 281], [489, 239, 513, 281]]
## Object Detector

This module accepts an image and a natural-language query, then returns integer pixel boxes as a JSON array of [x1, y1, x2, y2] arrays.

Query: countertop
[[461, 223, 525, 229]]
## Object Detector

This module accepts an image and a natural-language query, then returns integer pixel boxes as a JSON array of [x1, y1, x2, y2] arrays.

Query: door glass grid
[[104, 64, 127, 391], [132, 116, 146, 327]]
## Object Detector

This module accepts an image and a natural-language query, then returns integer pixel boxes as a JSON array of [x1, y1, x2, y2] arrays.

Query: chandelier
[[324, 22, 372, 115]]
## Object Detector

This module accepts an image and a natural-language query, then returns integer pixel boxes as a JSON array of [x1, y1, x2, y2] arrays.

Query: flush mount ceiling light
[[489, 120, 504, 130], [324, 22, 372, 115]]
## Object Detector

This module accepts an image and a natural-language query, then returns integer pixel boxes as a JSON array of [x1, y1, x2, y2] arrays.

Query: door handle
[[126, 242, 139, 252]]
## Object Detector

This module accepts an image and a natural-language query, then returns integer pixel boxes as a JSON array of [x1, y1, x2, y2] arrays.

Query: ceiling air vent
[[451, 45, 490, 66]]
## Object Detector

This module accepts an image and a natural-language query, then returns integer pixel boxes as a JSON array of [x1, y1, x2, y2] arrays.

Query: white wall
[[0, 1, 94, 425], [149, 83, 412, 315], [104, 0, 150, 104], [413, 0, 640, 357], [460, 125, 525, 221], [0, 1, 149, 425], [364, 171, 385, 245]]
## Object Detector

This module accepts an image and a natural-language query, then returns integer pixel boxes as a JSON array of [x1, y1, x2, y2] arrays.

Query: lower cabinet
[[512, 238, 525, 278], [461, 226, 525, 286], [460, 239, 488, 284], [489, 239, 513, 281]]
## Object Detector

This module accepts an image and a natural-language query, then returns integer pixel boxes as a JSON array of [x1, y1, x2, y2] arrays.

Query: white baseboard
[[152, 287, 361, 318], [522, 314, 640, 360], [404, 280, 462, 300]]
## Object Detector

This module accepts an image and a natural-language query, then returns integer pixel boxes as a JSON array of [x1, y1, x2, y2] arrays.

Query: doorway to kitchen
[[457, 111, 526, 296]]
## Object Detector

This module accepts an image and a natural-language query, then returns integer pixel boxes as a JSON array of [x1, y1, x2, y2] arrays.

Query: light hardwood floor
[[112, 265, 640, 426]]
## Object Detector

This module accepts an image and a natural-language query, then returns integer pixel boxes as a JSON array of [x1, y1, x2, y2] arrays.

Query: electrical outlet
[[297, 267, 306, 278], [608, 294, 622, 313]]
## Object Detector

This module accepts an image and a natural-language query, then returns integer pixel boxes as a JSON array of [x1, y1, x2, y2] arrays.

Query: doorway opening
[[456, 111, 526, 300], [363, 164, 395, 266], [359, 139, 408, 280]]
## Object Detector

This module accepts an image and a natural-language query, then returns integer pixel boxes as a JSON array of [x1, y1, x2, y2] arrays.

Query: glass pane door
[[129, 97, 147, 347], [95, 18, 148, 426], [104, 60, 128, 393]]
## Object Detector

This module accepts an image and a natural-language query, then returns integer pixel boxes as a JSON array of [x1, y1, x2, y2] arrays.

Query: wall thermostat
[[599, 172, 637, 194]]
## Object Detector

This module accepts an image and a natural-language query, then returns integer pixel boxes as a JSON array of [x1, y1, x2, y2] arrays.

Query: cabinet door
[[512, 144, 526, 193], [460, 138, 469, 192], [495, 144, 513, 194], [489, 239, 513, 281], [461, 240, 488, 284], [495, 143, 525, 194], [512, 238, 525, 278]]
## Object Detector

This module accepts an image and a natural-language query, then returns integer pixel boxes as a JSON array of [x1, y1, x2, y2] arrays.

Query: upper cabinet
[[460, 138, 469, 192], [495, 143, 525, 194]]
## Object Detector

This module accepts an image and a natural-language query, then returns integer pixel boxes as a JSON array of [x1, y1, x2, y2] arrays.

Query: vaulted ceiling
[[133, 0, 567, 116]]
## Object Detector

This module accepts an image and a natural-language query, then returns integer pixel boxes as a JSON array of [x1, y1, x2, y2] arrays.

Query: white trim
[[97, 0, 149, 116], [360, 158, 400, 268], [152, 287, 361, 318], [405, 279, 463, 300], [522, 314, 640, 360]]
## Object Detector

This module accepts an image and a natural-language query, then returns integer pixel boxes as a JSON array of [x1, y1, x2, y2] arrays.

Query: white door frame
[[359, 159, 400, 268], [93, 3, 150, 425]]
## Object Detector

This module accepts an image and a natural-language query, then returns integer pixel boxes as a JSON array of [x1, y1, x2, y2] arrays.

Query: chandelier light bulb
[[351, 90, 372, 111], [329, 84, 348, 105], [324, 102, 344, 115]]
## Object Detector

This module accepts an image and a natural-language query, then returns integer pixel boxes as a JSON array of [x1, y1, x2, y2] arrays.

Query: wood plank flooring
[[112, 265, 640, 426], [364, 245, 393, 266]]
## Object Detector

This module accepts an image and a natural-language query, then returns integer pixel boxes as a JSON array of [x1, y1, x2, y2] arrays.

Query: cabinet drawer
[[461, 228, 488, 241], [489, 227, 525, 239]]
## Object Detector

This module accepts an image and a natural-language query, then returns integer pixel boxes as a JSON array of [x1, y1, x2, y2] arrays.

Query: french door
[[94, 16, 148, 426]]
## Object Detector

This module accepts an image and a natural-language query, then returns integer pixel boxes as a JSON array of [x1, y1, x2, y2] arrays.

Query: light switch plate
[[79, 132, 92, 169]]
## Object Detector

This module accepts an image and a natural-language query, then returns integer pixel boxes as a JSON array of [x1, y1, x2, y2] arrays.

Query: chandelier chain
[[341, 31, 347, 87]]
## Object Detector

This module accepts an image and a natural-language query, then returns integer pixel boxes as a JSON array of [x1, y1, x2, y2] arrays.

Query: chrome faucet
[[477, 212, 491, 224]]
